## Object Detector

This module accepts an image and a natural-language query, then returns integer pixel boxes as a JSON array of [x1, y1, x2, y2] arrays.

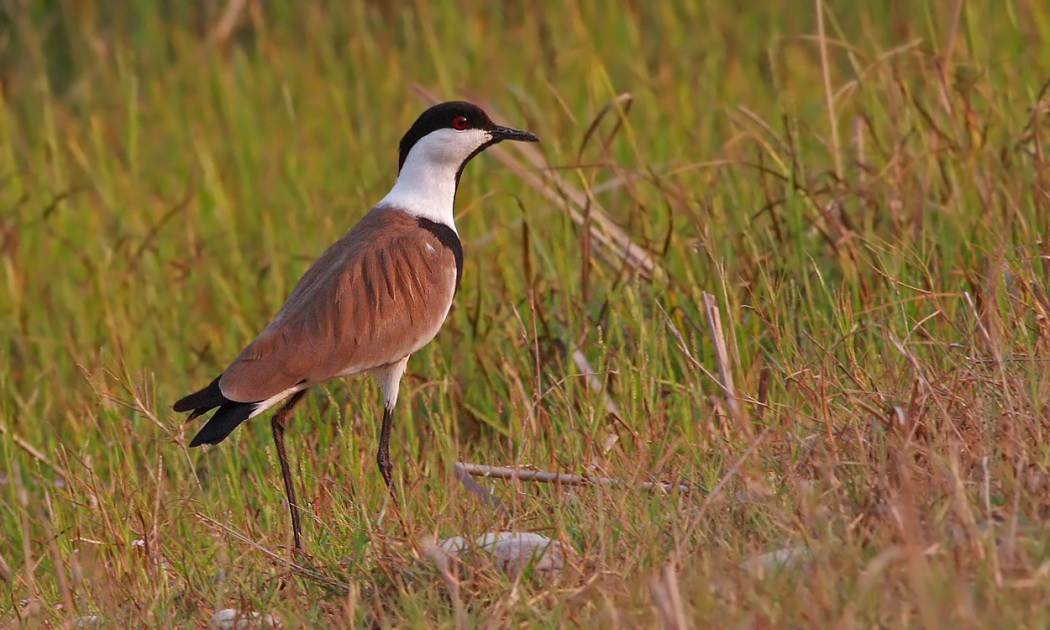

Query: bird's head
[[397, 101, 539, 187]]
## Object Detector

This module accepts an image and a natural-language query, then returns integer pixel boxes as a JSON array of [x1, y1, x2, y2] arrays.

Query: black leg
[[376, 405, 394, 489], [271, 390, 308, 550]]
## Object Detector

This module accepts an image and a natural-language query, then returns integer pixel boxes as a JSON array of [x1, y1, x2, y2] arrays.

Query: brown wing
[[217, 207, 458, 403]]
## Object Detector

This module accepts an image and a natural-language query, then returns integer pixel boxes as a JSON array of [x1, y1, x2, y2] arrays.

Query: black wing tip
[[188, 427, 231, 447], [172, 399, 195, 413], [187, 401, 256, 447], [173, 375, 228, 413], [175, 375, 256, 447]]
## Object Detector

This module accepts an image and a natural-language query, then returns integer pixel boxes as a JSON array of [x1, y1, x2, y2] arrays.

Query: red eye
[[452, 116, 469, 131]]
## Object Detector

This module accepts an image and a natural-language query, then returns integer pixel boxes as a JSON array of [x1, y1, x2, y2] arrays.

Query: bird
[[173, 101, 539, 549]]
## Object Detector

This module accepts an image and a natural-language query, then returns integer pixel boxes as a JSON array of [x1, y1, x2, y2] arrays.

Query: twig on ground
[[702, 292, 748, 435], [452, 463, 501, 508], [0, 424, 70, 481], [455, 462, 692, 494], [210, 0, 249, 45], [815, 0, 842, 179]]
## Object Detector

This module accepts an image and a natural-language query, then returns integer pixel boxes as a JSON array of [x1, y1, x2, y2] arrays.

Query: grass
[[2, 0, 1050, 626]]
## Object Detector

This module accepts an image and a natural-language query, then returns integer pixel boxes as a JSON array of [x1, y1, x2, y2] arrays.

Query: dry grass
[[2, 0, 1050, 626]]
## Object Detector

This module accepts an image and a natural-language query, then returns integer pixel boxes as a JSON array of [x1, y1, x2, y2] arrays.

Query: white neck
[[376, 127, 491, 233], [377, 153, 459, 231]]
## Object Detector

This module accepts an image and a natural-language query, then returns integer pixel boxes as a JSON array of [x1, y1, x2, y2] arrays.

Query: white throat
[[376, 127, 491, 233]]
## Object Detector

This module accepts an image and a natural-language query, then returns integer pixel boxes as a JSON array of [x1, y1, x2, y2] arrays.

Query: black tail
[[188, 402, 256, 446], [174, 375, 257, 447]]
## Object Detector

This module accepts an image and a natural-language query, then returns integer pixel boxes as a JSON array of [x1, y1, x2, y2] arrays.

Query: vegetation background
[[2, 0, 1049, 626]]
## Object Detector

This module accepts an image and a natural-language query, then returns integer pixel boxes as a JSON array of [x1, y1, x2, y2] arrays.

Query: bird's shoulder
[[281, 205, 458, 310]]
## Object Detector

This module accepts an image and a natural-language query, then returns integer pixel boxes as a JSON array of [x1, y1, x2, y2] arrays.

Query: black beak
[[489, 125, 540, 143]]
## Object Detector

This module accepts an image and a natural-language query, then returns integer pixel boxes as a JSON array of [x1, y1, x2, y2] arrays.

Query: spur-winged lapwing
[[174, 101, 539, 549]]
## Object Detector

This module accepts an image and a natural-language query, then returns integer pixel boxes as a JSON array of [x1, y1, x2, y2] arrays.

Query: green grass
[[3, 0, 1050, 626]]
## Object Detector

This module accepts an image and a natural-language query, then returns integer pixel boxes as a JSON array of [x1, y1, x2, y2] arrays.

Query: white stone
[[208, 609, 281, 629], [739, 546, 811, 576], [437, 531, 568, 580]]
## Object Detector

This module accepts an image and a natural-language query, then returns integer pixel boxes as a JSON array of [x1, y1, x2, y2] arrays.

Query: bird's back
[[216, 205, 460, 405]]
